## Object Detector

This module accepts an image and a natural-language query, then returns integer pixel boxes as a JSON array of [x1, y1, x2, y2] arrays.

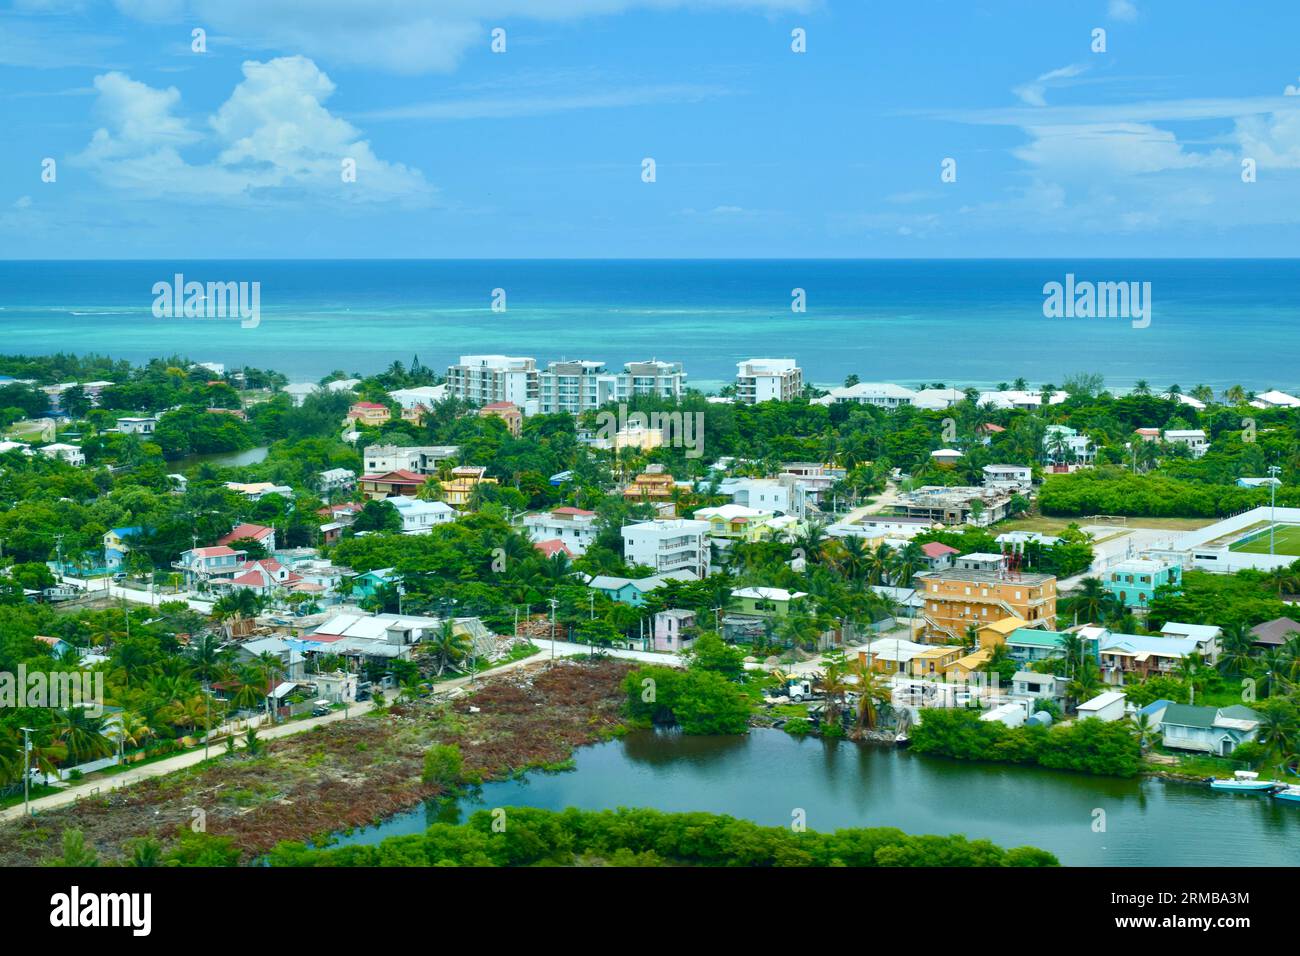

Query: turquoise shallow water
[[2, 259, 1296, 389]]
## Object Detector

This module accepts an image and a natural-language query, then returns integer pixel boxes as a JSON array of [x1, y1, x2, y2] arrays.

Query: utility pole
[[203, 691, 211, 761], [21, 727, 34, 817], [1268, 465, 1281, 556], [548, 597, 559, 661]]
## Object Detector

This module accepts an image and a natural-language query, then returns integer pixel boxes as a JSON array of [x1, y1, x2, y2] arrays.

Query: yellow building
[[441, 465, 498, 508], [949, 648, 992, 680], [914, 569, 1057, 644], [624, 467, 676, 505], [345, 401, 393, 427], [908, 645, 966, 678], [977, 617, 1028, 651]]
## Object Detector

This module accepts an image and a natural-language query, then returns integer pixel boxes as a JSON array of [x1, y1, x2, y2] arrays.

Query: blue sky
[[4, 0, 1300, 258]]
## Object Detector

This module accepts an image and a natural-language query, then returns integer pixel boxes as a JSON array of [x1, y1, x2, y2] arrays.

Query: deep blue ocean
[[1, 259, 1294, 391]]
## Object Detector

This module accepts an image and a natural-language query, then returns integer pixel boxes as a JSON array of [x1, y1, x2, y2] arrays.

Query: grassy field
[[996, 515, 1217, 535], [1229, 523, 1300, 556]]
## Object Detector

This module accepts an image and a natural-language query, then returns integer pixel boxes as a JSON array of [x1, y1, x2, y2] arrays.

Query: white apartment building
[[1163, 429, 1209, 457], [623, 519, 711, 579], [818, 382, 917, 409], [389, 497, 457, 534], [982, 464, 1033, 492], [718, 477, 793, 514], [445, 355, 538, 407], [524, 506, 599, 555], [736, 359, 802, 404], [363, 444, 460, 474], [537, 360, 616, 415], [39, 443, 86, 467], [614, 360, 687, 401]]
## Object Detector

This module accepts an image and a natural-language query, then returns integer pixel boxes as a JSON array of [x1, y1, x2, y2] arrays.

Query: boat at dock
[[1271, 784, 1300, 804], [1208, 770, 1279, 792]]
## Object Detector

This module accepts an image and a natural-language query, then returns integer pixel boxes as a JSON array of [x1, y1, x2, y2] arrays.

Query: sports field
[[1228, 523, 1300, 556]]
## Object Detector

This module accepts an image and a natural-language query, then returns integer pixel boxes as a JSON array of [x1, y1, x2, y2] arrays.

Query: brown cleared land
[[0, 657, 633, 866]]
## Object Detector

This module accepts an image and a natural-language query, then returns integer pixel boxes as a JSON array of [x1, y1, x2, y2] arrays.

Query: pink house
[[653, 609, 696, 652]]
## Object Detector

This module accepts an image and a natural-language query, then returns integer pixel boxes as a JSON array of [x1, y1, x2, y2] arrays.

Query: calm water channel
[[330, 729, 1299, 866]]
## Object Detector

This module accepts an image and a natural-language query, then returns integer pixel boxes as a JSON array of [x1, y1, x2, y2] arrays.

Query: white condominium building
[[614, 360, 687, 401], [623, 519, 712, 579], [445, 355, 538, 407], [736, 358, 802, 404], [818, 382, 917, 408], [538, 360, 616, 415]]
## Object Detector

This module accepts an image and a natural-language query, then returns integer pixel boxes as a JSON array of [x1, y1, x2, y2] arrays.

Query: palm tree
[[51, 708, 114, 766], [52, 829, 99, 867], [243, 726, 264, 756], [795, 521, 828, 566], [1133, 380, 1151, 396], [837, 535, 869, 584], [187, 632, 231, 685], [892, 542, 925, 588], [817, 656, 850, 728], [1069, 578, 1117, 625], [1253, 699, 1299, 774], [422, 619, 471, 676], [1067, 660, 1104, 711], [126, 837, 164, 868], [1224, 384, 1247, 405], [1130, 711, 1156, 752], [1216, 622, 1255, 677], [866, 543, 895, 586], [848, 659, 892, 735]]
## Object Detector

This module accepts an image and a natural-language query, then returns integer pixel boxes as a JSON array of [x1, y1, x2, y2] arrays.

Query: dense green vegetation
[[265, 806, 1059, 867], [909, 708, 1144, 777]]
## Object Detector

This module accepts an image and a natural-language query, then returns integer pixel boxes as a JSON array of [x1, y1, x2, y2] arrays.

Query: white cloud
[[1108, 0, 1138, 22], [364, 82, 730, 121], [1012, 64, 1088, 107], [1013, 122, 1227, 176], [74, 56, 431, 204], [114, 0, 816, 74]]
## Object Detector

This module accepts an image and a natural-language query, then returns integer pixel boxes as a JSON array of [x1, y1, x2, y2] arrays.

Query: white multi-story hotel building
[[445, 355, 538, 407], [623, 518, 711, 579], [613, 360, 687, 401], [538, 360, 615, 415], [736, 359, 802, 404]]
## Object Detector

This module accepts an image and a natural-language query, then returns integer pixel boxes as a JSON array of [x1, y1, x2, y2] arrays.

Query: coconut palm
[[1069, 577, 1117, 625], [1130, 711, 1156, 751], [892, 542, 925, 587], [1216, 622, 1256, 677], [848, 659, 892, 735], [817, 656, 850, 727], [51, 708, 114, 766], [422, 619, 471, 676]]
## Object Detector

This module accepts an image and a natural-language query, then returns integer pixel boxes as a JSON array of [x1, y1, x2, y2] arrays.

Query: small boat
[[1271, 785, 1300, 804], [894, 733, 910, 747], [1208, 770, 1278, 792]]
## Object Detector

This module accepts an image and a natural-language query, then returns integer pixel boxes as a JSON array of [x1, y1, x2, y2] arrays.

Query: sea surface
[[1, 259, 1297, 391]]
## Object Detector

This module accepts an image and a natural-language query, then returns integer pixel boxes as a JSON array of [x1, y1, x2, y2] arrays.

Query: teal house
[[586, 571, 695, 607], [1104, 558, 1182, 608]]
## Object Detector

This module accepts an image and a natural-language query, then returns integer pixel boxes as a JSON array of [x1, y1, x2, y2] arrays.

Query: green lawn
[[1228, 524, 1300, 556]]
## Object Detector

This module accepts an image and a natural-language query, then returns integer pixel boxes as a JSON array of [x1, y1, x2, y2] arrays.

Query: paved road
[[0, 639, 661, 825], [0, 637, 687, 823]]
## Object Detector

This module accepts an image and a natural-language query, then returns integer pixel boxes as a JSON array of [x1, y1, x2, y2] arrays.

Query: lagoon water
[[3, 259, 1299, 391], [333, 729, 1299, 866]]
